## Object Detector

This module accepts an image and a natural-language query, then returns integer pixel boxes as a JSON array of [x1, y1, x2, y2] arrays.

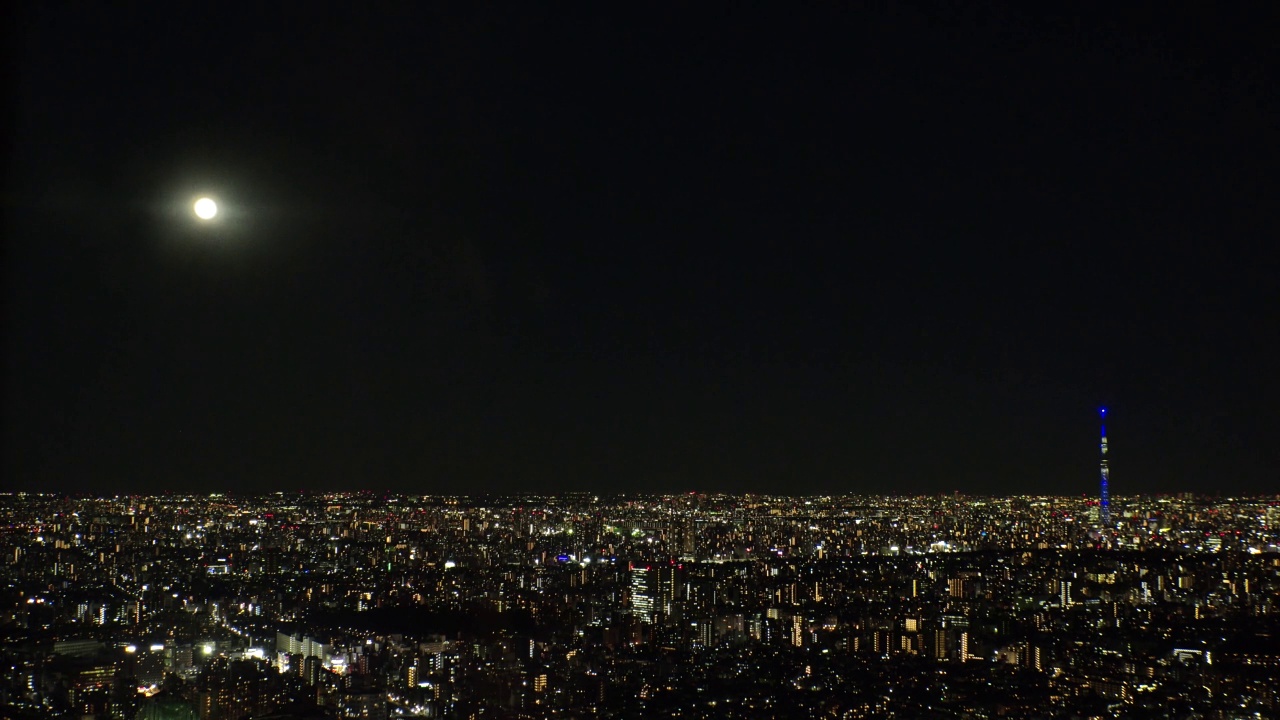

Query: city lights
[[2, 490, 1277, 716]]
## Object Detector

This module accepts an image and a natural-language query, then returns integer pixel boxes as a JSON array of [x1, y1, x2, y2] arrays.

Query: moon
[[193, 197, 218, 220]]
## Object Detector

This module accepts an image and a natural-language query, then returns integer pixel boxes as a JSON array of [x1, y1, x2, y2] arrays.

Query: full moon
[[193, 197, 218, 220]]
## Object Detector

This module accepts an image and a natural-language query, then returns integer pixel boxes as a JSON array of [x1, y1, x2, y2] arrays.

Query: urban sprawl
[[3, 492, 1279, 719]]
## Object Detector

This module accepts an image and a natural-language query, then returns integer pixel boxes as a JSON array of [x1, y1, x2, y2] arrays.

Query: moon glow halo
[[194, 197, 218, 220]]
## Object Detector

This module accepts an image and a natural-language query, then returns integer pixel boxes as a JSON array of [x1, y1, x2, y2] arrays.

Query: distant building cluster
[[1, 491, 1278, 718]]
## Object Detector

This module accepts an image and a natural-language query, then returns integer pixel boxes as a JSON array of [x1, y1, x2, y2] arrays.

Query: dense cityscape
[[3, 490, 1278, 719], [10, 2, 1278, 719]]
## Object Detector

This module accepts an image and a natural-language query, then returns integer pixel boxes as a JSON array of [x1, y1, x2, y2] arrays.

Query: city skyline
[[5, 5, 1277, 496], [2, 490, 1278, 717]]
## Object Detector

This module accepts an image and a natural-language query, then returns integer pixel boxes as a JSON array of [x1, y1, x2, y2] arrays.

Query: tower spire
[[1099, 408, 1110, 526]]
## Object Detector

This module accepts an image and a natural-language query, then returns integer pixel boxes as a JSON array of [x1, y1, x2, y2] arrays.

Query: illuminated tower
[[1099, 408, 1110, 526], [629, 565, 656, 621], [629, 563, 681, 625]]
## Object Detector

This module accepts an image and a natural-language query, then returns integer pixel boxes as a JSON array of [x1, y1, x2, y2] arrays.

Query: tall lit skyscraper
[[629, 566, 656, 621], [629, 564, 680, 625], [1099, 407, 1110, 527]]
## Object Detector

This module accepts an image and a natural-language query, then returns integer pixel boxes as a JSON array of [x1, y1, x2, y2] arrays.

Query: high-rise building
[[628, 564, 680, 625], [1099, 407, 1111, 526], [791, 616, 805, 647], [275, 632, 331, 660], [872, 630, 892, 656], [929, 628, 951, 660], [629, 566, 655, 621], [303, 655, 322, 687]]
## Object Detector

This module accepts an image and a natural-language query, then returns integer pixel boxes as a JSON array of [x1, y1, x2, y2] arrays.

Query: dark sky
[[5, 4, 1277, 496]]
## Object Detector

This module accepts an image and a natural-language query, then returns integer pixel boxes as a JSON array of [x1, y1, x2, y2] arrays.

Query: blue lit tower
[[1099, 408, 1111, 526]]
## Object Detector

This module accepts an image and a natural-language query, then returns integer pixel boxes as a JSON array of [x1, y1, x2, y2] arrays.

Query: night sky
[[5, 5, 1277, 496]]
